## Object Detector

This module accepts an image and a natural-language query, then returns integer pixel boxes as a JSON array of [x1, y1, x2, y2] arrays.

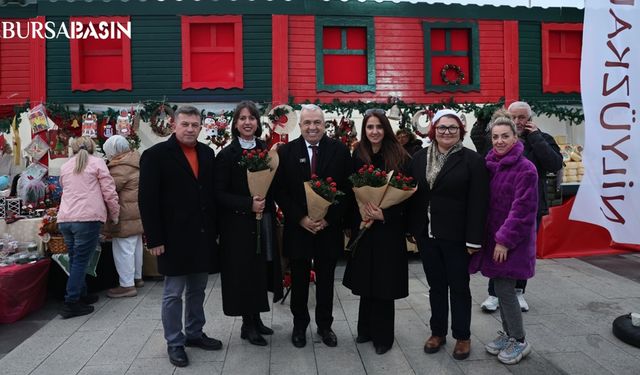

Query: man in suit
[[274, 104, 351, 348], [139, 105, 221, 368]]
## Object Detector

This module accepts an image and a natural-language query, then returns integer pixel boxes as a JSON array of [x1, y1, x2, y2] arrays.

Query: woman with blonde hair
[[103, 135, 144, 298], [58, 136, 120, 319], [469, 109, 538, 365]]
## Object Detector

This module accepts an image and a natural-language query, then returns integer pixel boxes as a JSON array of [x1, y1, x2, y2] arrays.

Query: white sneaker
[[481, 295, 499, 312], [498, 338, 531, 365], [485, 331, 510, 355], [516, 289, 529, 312]]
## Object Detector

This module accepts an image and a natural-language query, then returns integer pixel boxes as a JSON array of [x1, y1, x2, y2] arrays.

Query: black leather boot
[[253, 313, 274, 335], [241, 315, 267, 346]]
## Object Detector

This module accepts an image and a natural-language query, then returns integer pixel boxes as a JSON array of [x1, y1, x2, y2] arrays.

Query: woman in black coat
[[343, 109, 410, 355], [214, 101, 283, 346], [406, 109, 489, 361]]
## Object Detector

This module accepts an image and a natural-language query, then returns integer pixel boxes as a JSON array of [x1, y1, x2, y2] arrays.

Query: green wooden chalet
[[0, 0, 583, 108]]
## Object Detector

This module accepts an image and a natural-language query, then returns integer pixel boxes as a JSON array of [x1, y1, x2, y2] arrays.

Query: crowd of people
[[55, 100, 561, 367]]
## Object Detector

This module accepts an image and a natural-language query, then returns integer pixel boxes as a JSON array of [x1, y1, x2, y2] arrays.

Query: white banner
[[571, 0, 640, 244]]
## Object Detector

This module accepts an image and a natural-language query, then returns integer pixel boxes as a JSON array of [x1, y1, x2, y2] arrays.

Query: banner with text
[[571, 0, 640, 244]]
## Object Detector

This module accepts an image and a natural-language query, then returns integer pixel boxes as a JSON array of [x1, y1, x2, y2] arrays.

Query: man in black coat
[[473, 101, 563, 313], [274, 104, 351, 348], [139, 106, 221, 368]]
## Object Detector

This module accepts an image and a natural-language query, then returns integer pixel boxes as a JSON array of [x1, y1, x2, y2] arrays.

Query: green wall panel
[[46, 15, 272, 104], [518, 21, 581, 104]]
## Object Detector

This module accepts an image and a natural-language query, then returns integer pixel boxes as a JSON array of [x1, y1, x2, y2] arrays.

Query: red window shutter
[[69, 16, 131, 91], [542, 23, 583, 93], [430, 28, 471, 86], [322, 26, 368, 86], [181, 15, 244, 90]]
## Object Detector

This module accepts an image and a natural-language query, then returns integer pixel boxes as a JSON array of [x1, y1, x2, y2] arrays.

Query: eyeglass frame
[[435, 125, 460, 135]]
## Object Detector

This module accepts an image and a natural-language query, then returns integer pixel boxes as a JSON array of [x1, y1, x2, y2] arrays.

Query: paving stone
[[177, 360, 223, 375], [220, 330, 270, 375], [77, 364, 129, 375], [456, 359, 512, 375], [568, 334, 640, 375], [87, 319, 158, 366], [545, 351, 614, 375], [400, 345, 464, 375], [31, 330, 112, 375], [0, 334, 68, 375], [125, 357, 176, 375], [506, 350, 567, 375]]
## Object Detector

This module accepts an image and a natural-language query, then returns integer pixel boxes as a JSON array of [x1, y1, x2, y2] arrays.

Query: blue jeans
[[58, 221, 102, 303], [162, 273, 209, 347]]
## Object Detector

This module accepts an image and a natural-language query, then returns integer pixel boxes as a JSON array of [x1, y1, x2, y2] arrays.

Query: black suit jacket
[[407, 146, 489, 245], [274, 135, 351, 260], [138, 134, 218, 276]]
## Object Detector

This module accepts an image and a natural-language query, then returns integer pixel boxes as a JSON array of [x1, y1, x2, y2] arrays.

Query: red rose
[[315, 181, 322, 188], [326, 177, 333, 183], [330, 182, 337, 187], [403, 186, 409, 191], [311, 174, 318, 180], [331, 187, 337, 193], [375, 172, 381, 177], [382, 171, 387, 177], [242, 150, 248, 155]]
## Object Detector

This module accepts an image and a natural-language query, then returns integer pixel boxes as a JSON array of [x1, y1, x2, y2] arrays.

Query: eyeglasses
[[435, 126, 459, 134], [364, 108, 386, 116]]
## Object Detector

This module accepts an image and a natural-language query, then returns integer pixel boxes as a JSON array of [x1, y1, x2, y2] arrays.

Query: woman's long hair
[[70, 136, 96, 174], [355, 111, 409, 172]]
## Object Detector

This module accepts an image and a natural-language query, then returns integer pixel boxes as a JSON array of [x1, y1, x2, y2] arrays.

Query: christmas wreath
[[149, 104, 174, 137], [440, 64, 465, 86]]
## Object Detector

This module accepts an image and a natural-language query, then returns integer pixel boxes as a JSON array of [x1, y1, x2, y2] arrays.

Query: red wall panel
[[288, 16, 506, 104], [0, 20, 32, 106]]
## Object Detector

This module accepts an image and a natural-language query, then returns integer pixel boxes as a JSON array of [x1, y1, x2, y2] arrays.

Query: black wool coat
[[214, 138, 283, 316], [342, 151, 409, 300], [407, 146, 489, 245], [138, 134, 218, 276], [273, 135, 352, 260]]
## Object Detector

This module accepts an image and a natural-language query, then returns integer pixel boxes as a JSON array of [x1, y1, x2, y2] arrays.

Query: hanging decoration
[[268, 105, 297, 135], [28, 104, 50, 134], [82, 111, 98, 138], [326, 117, 358, 150], [205, 112, 231, 149], [116, 109, 132, 136], [48, 129, 69, 159], [440, 64, 465, 86], [149, 104, 174, 137]]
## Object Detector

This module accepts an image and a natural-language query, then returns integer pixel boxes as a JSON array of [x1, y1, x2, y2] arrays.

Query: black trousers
[[358, 296, 395, 348], [290, 256, 338, 331], [417, 237, 471, 340]]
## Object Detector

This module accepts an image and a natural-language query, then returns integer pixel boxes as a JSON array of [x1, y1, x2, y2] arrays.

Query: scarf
[[425, 140, 464, 188]]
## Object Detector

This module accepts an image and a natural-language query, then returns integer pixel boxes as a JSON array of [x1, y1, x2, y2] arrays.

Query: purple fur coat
[[469, 141, 538, 280]]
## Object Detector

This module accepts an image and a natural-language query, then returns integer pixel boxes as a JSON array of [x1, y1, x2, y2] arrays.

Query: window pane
[[431, 56, 470, 85], [190, 24, 213, 48], [323, 27, 342, 49], [191, 52, 236, 82], [216, 23, 235, 48], [324, 55, 367, 85], [346, 27, 366, 50], [430, 29, 446, 51], [450, 29, 469, 51]]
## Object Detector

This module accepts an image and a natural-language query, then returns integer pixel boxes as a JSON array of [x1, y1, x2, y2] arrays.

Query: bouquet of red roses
[[303, 174, 344, 221], [239, 148, 280, 253], [349, 164, 393, 229], [379, 172, 417, 208]]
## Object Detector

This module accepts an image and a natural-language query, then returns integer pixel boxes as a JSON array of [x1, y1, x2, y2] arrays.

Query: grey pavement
[[1, 256, 640, 375]]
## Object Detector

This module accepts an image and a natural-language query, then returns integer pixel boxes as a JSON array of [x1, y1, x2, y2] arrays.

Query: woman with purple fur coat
[[469, 110, 537, 365]]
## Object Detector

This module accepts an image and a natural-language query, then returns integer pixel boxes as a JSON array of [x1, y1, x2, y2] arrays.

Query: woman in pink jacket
[[58, 136, 120, 319]]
